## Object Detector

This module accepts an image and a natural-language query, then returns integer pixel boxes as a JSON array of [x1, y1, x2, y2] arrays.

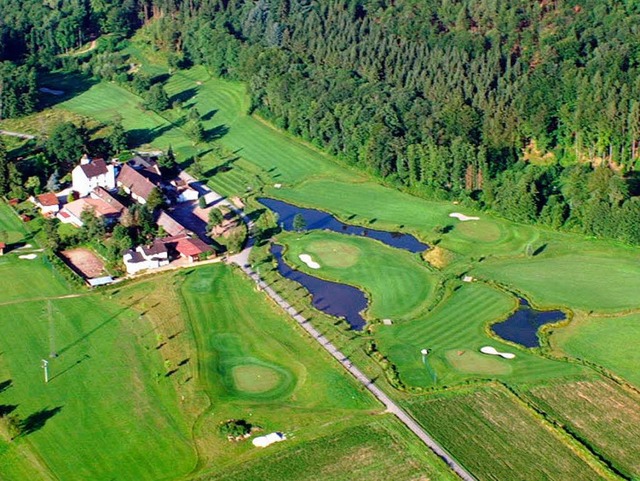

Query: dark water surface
[[270, 244, 368, 330], [492, 298, 566, 348], [259, 198, 429, 253]]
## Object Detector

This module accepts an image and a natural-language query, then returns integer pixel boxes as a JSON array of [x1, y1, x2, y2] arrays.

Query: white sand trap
[[39, 87, 64, 96], [19, 254, 37, 260], [252, 432, 286, 447], [17, 244, 32, 250], [449, 212, 480, 221], [480, 346, 515, 359], [299, 253, 321, 269]]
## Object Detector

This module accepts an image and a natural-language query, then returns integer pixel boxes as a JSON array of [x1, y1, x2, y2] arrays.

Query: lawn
[[525, 379, 640, 479], [0, 202, 28, 245], [0, 256, 71, 304], [0, 294, 195, 481], [406, 386, 611, 481], [376, 282, 587, 388], [550, 312, 640, 388], [278, 230, 438, 320], [473, 248, 640, 312]]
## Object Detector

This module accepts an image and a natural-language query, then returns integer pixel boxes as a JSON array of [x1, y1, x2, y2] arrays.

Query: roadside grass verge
[[406, 386, 613, 481]]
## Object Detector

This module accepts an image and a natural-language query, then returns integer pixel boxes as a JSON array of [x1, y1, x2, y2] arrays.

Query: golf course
[[1, 30, 640, 481]]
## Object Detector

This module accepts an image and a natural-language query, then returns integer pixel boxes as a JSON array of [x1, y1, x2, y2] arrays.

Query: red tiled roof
[[0, 243, 5, 249], [64, 198, 120, 219], [156, 210, 189, 237], [91, 187, 126, 213], [80, 158, 108, 178], [176, 237, 212, 257], [36, 193, 59, 207], [117, 164, 156, 201]]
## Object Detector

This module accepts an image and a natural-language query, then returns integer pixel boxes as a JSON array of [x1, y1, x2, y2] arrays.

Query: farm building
[[156, 210, 191, 237], [30, 193, 60, 216], [116, 164, 157, 204], [72, 155, 116, 197], [57, 197, 122, 227], [123, 239, 170, 275]]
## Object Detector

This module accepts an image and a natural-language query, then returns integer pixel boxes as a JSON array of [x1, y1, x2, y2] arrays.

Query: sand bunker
[[252, 432, 286, 448], [449, 212, 480, 221], [480, 346, 515, 359], [299, 253, 321, 269], [19, 254, 37, 260]]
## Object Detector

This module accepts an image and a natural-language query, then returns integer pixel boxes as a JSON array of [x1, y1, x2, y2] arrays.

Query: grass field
[[407, 386, 610, 481], [0, 293, 195, 481], [525, 379, 640, 479], [0, 203, 28, 245], [376, 283, 587, 388], [550, 313, 640, 388], [203, 417, 455, 481], [278, 231, 438, 320]]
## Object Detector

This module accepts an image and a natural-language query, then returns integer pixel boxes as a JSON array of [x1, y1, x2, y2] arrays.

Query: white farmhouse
[[72, 155, 116, 197], [122, 240, 170, 275]]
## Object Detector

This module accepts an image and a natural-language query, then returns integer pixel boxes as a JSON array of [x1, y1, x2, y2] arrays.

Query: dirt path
[[0, 130, 35, 140], [0, 293, 87, 308]]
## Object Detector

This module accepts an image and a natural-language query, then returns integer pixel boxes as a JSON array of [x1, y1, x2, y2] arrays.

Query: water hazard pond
[[270, 244, 368, 330], [492, 298, 566, 348], [259, 198, 429, 253]]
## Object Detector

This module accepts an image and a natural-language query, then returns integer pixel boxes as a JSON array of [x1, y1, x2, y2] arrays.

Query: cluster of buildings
[[31, 154, 214, 276]]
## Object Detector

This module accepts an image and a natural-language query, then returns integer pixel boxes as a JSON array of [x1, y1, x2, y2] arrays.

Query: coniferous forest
[[2, 0, 640, 242]]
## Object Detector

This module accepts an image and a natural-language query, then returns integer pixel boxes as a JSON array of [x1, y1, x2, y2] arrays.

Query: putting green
[[232, 364, 285, 393], [306, 240, 361, 268], [445, 350, 512, 376], [454, 220, 503, 243]]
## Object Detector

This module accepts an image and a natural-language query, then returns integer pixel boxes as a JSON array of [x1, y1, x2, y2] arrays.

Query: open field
[[0, 293, 195, 481], [550, 313, 640, 388], [204, 417, 455, 481], [0, 203, 28, 246], [278, 231, 438, 320], [0, 256, 71, 304], [525, 379, 640, 479], [406, 386, 610, 481], [376, 282, 587, 388]]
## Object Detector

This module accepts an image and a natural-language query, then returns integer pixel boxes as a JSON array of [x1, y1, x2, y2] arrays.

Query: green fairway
[[551, 313, 640, 388], [0, 295, 195, 481], [279, 231, 438, 320], [474, 249, 640, 312], [407, 387, 610, 481], [0, 203, 28, 245], [376, 282, 587, 388], [0, 256, 71, 304]]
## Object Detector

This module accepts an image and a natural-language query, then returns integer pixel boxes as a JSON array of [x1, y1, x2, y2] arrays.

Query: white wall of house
[[72, 165, 116, 197], [123, 248, 169, 275]]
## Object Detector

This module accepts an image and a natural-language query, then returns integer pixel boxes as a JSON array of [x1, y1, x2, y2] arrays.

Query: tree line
[[2, 0, 640, 243]]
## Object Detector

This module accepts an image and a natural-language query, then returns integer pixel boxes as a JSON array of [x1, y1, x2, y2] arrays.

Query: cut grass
[[376, 283, 587, 388], [279, 230, 438, 321], [550, 312, 640, 389], [474, 250, 640, 312], [0, 202, 28, 245], [202, 417, 457, 481], [407, 386, 611, 481], [525, 379, 640, 479], [0, 256, 71, 304], [0, 294, 195, 481]]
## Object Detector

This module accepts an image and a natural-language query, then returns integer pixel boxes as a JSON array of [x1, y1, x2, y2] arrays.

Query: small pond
[[259, 198, 429, 253], [271, 244, 368, 330], [491, 298, 566, 348]]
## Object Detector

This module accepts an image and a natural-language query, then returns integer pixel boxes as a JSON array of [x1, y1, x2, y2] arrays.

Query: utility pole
[[41, 359, 49, 383]]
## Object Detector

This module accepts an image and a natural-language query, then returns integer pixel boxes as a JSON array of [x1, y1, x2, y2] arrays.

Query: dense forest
[[2, 0, 640, 242]]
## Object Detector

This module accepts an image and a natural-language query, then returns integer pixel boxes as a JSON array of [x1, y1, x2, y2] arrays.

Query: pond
[[270, 244, 368, 330], [259, 198, 429, 253], [491, 298, 565, 348]]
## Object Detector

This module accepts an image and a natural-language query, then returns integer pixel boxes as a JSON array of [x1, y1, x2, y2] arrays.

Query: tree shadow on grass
[[533, 243, 548, 256], [127, 124, 175, 146], [205, 124, 229, 142], [0, 379, 12, 394], [170, 87, 198, 105], [36, 71, 99, 110], [203, 156, 239, 177], [0, 404, 18, 417], [19, 407, 62, 437]]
